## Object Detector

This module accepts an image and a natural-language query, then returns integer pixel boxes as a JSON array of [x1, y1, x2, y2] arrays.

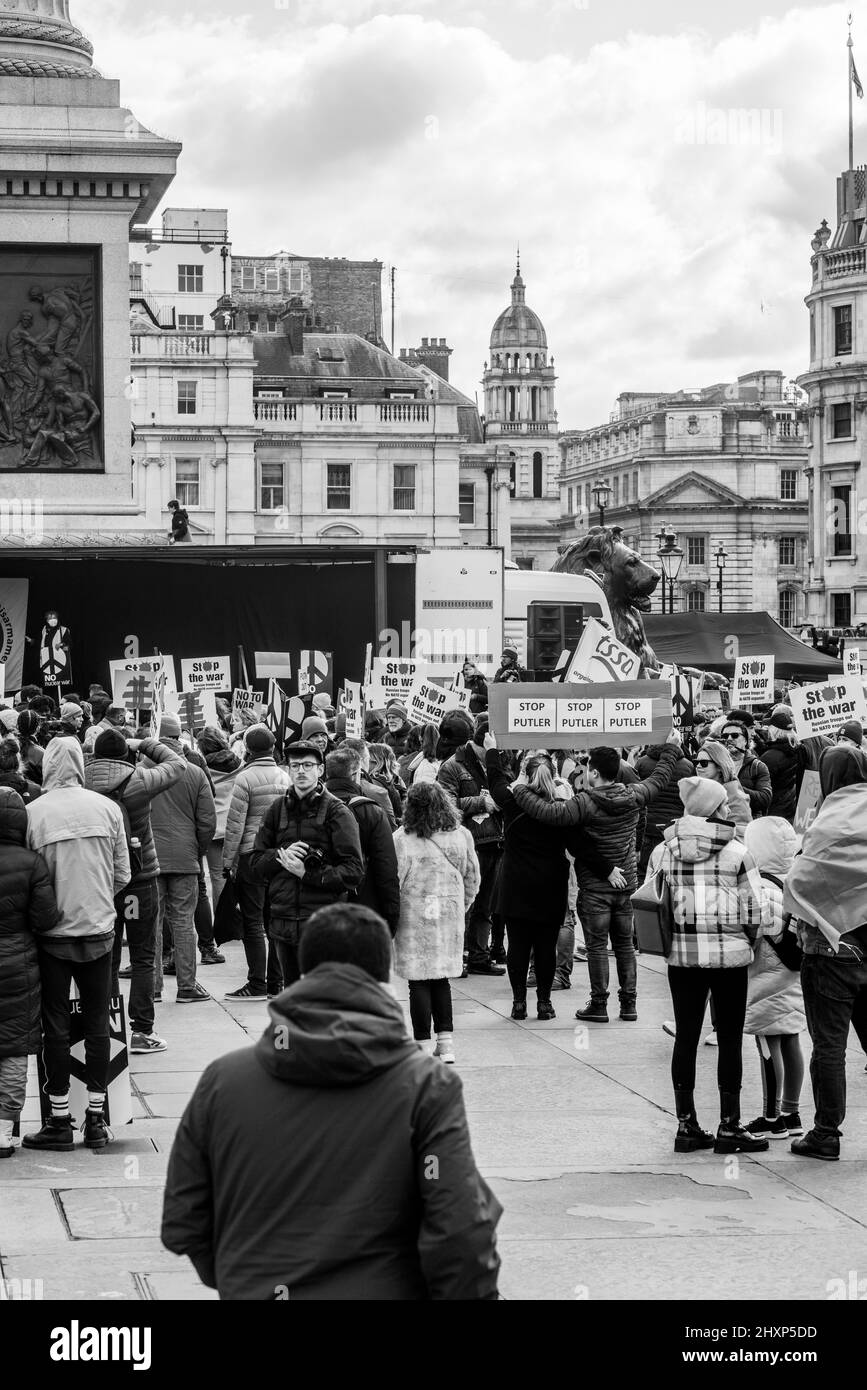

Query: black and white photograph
[[0, 0, 865, 1358]]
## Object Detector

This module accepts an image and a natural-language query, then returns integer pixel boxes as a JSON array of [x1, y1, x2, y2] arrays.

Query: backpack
[[98, 773, 143, 883], [760, 872, 803, 971]]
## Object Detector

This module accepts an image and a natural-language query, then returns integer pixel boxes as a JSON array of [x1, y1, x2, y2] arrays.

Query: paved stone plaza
[[1, 946, 865, 1302]]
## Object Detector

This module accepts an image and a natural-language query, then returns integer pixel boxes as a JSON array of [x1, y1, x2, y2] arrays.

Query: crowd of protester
[[1, 670, 866, 1192]]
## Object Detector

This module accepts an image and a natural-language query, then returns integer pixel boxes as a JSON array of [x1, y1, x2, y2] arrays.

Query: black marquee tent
[[643, 612, 845, 682]]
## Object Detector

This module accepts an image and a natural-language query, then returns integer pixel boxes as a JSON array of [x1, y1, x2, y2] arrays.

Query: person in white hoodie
[[23, 739, 130, 1152]]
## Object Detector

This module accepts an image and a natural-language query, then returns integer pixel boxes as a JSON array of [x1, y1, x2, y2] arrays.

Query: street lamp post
[[659, 535, 684, 613], [592, 479, 612, 528], [715, 542, 728, 613]]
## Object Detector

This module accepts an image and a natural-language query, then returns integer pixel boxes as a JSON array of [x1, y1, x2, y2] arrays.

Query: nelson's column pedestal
[[0, 0, 179, 521]]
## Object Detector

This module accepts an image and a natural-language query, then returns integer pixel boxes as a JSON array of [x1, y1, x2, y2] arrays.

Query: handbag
[[630, 862, 674, 958], [760, 872, 803, 970], [214, 873, 244, 945]]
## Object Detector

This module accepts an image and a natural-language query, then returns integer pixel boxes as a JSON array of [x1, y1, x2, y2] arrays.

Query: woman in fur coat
[[393, 782, 480, 1065]]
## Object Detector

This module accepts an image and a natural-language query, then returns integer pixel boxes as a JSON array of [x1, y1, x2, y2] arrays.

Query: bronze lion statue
[[553, 526, 660, 673]]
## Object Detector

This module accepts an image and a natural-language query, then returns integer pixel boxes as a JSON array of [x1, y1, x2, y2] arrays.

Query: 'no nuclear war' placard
[[487, 680, 673, 750]]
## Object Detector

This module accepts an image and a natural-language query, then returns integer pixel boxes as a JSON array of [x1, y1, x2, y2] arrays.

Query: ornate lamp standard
[[715, 541, 728, 613], [656, 524, 684, 613], [592, 479, 612, 528]]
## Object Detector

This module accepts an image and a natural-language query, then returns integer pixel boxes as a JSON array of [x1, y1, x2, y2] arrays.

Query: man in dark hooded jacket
[[161, 903, 502, 1299], [324, 745, 400, 934]]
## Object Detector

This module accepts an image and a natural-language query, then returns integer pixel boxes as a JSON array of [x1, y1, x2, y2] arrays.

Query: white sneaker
[[130, 1031, 168, 1053], [703, 1032, 718, 1047], [434, 1037, 455, 1064]]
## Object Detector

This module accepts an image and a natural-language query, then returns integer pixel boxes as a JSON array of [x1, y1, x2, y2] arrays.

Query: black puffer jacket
[[758, 739, 804, 823], [325, 777, 401, 934], [634, 747, 695, 833], [0, 769, 42, 805], [0, 788, 60, 1057], [249, 785, 364, 935]]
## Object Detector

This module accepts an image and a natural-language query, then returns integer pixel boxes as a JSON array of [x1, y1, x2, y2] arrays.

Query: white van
[[503, 569, 613, 676]]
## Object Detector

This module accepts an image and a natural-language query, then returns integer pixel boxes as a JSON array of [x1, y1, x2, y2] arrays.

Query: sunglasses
[[695, 758, 713, 767], [721, 732, 744, 742]]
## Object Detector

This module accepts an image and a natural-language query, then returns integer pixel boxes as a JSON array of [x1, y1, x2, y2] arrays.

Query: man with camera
[[249, 741, 364, 988]]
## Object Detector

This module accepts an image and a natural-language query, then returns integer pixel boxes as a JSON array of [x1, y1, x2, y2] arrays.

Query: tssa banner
[[488, 680, 673, 750]]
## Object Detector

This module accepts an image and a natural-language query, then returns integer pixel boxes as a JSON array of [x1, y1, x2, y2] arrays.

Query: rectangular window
[[178, 264, 203, 293], [177, 314, 204, 332], [289, 267, 303, 293], [327, 463, 351, 510], [832, 592, 852, 627], [779, 590, 796, 627], [459, 482, 476, 526], [265, 270, 280, 292], [778, 535, 796, 566], [267, 316, 278, 334], [687, 589, 706, 613], [129, 261, 143, 293], [780, 468, 798, 500], [584, 483, 591, 514], [567, 486, 573, 515], [834, 304, 853, 355], [632, 471, 638, 501], [241, 265, 255, 291], [247, 314, 259, 331], [257, 390, 284, 400], [174, 457, 200, 508], [686, 537, 706, 566], [612, 476, 619, 506], [833, 402, 853, 438], [259, 461, 285, 511], [393, 464, 416, 511], [832, 484, 852, 556], [177, 381, 197, 415]]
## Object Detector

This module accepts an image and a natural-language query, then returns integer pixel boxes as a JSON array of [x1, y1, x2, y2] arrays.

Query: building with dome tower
[[482, 256, 561, 569]]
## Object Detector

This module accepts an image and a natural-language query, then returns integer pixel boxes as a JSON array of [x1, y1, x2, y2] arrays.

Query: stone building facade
[[799, 166, 867, 628], [559, 372, 809, 621]]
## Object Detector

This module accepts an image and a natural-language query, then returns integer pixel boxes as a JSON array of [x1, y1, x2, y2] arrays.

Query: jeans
[[205, 840, 225, 913], [236, 853, 269, 995], [667, 965, 748, 1095], [155, 873, 199, 993], [273, 923, 301, 990], [0, 1055, 28, 1120], [581, 885, 637, 1004], [507, 917, 560, 1001], [556, 923, 574, 982], [408, 979, 454, 1039], [464, 843, 502, 967], [801, 950, 867, 1137], [112, 878, 158, 1035], [38, 948, 113, 1096], [194, 862, 214, 949]]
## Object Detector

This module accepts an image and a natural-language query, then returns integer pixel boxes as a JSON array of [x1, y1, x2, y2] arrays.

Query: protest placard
[[732, 655, 774, 707], [255, 652, 292, 679], [367, 657, 425, 707], [565, 618, 641, 683], [343, 680, 364, 738], [108, 655, 177, 699], [406, 677, 469, 727], [489, 680, 671, 749], [232, 688, 265, 721], [793, 770, 821, 842], [658, 663, 697, 729], [843, 643, 865, 678], [167, 689, 217, 737], [180, 656, 231, 692], [788, 678, 867, 741], [112, 667, 155, 715], [297, 651, 333, 697]]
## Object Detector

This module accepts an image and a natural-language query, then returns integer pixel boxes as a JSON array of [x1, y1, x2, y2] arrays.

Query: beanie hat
[[502, 644, 518, 657], [768, 709, 794, 731], [312, 692, 333, 712], [365, 709, 386, 735], [724, 708, 755, 729], [93, 729, 129, 761], [838, 719, 863, 746], [699, 740, 736, 784], [61, 702, 82, 721], [0, 708, 19, 733], [472, 713, 489, 745], [301, 716, 329, 739], [159, 712, 182, 738], [743, 817, 798, 878], [678, 775, 728, 818], [385, 701, 407, 718], [245, 723, 275, 755]]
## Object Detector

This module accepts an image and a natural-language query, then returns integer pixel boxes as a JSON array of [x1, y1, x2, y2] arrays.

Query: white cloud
[[77, 0, 850, 424]]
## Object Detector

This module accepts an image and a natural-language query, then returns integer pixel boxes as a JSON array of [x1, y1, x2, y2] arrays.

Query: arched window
[[534, 353, 540, 368], [532, 451, 543, 498], [526, 353, 532, 372], [686, 589, 706, 613]]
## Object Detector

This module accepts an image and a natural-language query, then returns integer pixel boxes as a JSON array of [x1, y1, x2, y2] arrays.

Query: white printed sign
[[507, 698, 557, 735], [789, 678, 867, 741], [232, 688, 265, 719], [733, 655, 774, 707], [843, 644, 863, 678], [165, 689, 218, 736], [605, 697, 653, 735], [343, 681, 364, 738], [367, 657, 426, 707], [108, 655, 177, 699], [111, 667, 156, 711], [566, 617, 641, 683], [407, 677, 470, 727], [180, 656, 231, 692], [556, 697, 604, 734]]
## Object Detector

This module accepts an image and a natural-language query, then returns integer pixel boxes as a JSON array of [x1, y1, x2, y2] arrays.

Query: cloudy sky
[[79, 0, 857, 425]]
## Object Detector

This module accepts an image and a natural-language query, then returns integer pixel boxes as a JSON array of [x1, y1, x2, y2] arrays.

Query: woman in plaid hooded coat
[[647, 775, 769, 1158]]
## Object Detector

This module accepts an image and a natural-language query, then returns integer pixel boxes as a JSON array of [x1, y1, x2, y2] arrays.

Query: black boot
[[22, 1115, 74, 1152], [714, 1090, 770, 1154], [511, 997, 528, 1020], [536, 997, 556, 1021], [82, 1110, 112, 1150], [674, 1088, 715, 1152]]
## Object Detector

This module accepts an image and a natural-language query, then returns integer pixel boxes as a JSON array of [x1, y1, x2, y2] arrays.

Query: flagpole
[[850, 19, 855, 171]]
